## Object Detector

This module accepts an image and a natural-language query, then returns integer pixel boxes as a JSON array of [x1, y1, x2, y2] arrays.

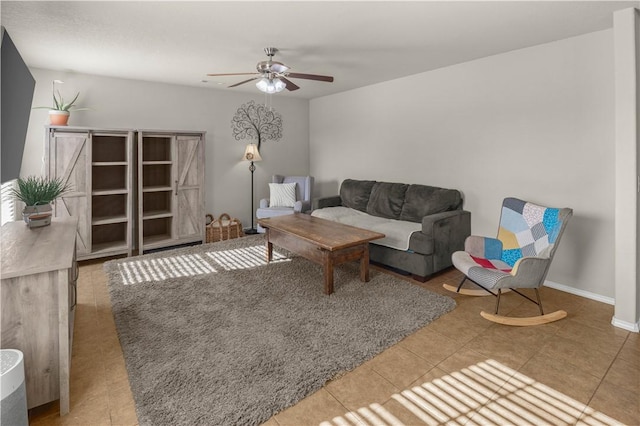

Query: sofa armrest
[[313, 195, 342, 210], [421, 210, 471, 272], [259, 198, 269, 208], [297, 200, 312, 213], [464, 236, 502, 259]]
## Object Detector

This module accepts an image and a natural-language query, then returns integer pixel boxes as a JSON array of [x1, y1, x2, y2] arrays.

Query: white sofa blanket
[[311, 207, 421, 251]]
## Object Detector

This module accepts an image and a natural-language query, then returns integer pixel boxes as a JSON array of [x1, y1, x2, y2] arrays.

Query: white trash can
[[1, 349, 28, 426]]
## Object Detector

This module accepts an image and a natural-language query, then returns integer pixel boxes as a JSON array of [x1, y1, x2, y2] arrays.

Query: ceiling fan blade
[[207, 72, 259, 77], [229, 77, 258, 88], [280, 77, 300, 91], [287, 72, 334, 83]]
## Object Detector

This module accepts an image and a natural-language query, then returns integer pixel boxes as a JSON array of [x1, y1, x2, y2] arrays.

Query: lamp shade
[[256, 77, 286, 94], [242, 143, 262, 162]]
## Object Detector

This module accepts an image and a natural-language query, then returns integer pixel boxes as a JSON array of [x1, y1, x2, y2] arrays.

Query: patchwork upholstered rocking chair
[[443, 197, 573, 326]]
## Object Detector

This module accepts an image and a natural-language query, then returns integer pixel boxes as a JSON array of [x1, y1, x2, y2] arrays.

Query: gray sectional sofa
[[312, 179, 471, 281]]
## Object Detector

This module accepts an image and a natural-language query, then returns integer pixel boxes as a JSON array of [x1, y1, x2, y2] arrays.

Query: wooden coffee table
[[258, 214, 385, 295]]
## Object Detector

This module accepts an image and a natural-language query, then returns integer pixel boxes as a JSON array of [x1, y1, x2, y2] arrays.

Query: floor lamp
[[242, 143, 262, 234]]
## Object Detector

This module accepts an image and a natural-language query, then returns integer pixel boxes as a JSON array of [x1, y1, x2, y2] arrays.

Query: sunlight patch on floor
[[116, 246, 290, 285], [321, 359, 623, 426], [206, 245, 289, 271], [118, 254, 216, 285]]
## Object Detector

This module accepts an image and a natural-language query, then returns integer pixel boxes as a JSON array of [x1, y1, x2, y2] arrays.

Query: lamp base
[[244, 228, 259, 235]]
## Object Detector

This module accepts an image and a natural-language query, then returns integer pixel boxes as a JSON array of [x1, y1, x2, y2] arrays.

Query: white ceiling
[[2, 1, 638, 99]]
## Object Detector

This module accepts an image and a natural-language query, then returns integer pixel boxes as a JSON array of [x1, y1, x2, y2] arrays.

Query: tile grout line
[[449, 311, 560, 426], [580, 332, 631, 422], [323, 367, 398, 425]]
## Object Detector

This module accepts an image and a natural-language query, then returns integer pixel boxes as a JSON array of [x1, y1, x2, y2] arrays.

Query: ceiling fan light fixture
[[209, 47, 334, 92], [256, 77, 286, 94], [273, 78, 286, 92]]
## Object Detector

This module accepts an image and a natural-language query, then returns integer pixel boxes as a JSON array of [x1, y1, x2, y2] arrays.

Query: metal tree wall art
[[231, 100, 283, 151]]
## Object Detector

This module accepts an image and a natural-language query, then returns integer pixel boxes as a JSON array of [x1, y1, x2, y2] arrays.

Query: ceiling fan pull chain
[[264, 90, 273, 110]]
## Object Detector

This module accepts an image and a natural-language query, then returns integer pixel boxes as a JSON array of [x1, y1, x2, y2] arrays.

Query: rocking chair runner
[[443, 197, 573, 326]]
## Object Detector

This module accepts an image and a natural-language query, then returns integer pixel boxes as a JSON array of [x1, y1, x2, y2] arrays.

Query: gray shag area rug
[[104, 235, 456, 426]]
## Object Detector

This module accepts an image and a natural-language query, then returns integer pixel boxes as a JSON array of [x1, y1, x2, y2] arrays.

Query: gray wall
[[22, 69, 310, 229], [310, 30, 615, 298]]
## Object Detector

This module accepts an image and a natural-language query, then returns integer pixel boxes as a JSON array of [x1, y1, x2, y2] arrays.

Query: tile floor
[[29, 260, 639, 426]]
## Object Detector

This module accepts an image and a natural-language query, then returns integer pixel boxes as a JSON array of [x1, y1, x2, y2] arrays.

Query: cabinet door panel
[[49, 133, 90, 255], [176, 188, 200, 237], [175, 135, 203, 239], [176, 135, 201, 186], [1, 274, 60, 408], [55, 196, 89, 253]]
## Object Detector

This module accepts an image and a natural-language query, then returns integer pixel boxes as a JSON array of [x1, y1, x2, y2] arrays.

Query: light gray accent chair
[[256, 175, 314, 233]]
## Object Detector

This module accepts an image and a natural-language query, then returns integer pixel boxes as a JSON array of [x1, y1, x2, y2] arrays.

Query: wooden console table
[[1, 218, 78, 415]]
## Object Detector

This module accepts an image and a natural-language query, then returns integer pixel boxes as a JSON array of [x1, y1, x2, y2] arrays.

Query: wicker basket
[[206, 213, 244, 243]]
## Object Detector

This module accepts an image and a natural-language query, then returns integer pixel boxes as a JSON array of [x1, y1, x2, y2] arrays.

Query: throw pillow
[[269, 182, 297, 207]]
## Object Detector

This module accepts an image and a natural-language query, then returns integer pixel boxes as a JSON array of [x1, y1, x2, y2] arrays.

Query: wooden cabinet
[[1, 218, 78, 415], [138, 131, 205, 252], [47, 127, 205, 257], [47, 127, 134, 260]]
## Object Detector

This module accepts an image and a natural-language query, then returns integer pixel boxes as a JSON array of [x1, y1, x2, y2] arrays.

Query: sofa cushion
[[400, 185, 462, 223], [340, 179, 376, 212], [366, 182, 408, 219]]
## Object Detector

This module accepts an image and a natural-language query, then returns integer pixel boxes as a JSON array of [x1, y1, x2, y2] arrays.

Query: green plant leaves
[[10, 176, 71, 206], [34, 90, 86, 111]]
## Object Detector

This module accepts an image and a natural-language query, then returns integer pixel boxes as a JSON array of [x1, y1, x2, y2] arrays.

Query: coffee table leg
[[266, 240, 273, 263], [323, 252, 334, 295], [360, 244, 370, 282]]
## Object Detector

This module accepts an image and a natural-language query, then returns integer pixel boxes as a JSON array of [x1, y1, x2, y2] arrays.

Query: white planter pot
[[22, 204, 53, 228]]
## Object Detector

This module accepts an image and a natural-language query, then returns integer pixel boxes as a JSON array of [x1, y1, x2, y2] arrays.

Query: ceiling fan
[[207, 47, 334, 93]]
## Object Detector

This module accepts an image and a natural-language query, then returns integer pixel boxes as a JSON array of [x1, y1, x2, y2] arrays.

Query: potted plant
[[33, 81, 88, 126], [10, 176, 71, 228]]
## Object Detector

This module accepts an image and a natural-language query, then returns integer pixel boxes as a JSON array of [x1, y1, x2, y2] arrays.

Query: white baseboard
[[543, 280, 615, 305], [611, 317, 640, 333], [544, 280, 639, 333]]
